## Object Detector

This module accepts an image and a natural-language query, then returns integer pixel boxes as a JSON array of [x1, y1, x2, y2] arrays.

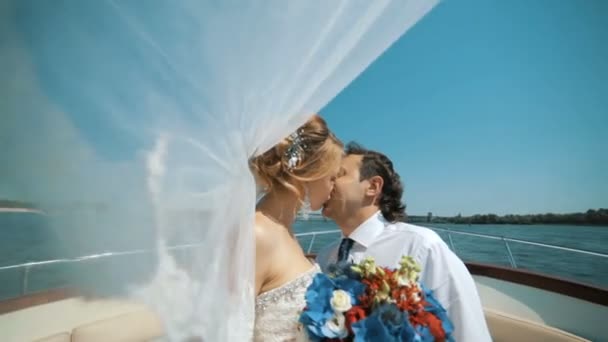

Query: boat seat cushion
[[32, 332, 71, 342], [485, 309, 589, 342], [71, 309, 164, 342]]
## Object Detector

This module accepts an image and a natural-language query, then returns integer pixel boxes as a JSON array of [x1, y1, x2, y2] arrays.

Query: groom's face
[[322, 154, 367, 221]]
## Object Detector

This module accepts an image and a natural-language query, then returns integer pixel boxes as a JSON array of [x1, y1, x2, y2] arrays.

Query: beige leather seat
[[30, 309, 163, 342], [485, 309, 589, 342], [31, 307, 591, 342], [70, 309, 164, 342], [32, 332, 70, 342]]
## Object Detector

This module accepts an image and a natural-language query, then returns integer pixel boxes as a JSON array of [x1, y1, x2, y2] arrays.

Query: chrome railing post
[[503, 238, 517, 268], [447, 231, 457, 253], [22, 265, 30, 295], [307, 233, 317, 254]]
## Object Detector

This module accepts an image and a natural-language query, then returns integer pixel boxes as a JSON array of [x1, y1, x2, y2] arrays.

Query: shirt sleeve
[[415, 239, 493, 342]]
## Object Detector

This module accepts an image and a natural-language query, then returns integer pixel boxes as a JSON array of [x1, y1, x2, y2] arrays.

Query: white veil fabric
[[0, 0, 438, 340]]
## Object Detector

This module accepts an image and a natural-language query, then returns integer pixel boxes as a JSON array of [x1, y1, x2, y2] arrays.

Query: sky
[[1, 0, 606, 217], [322, 0, 608, 216]]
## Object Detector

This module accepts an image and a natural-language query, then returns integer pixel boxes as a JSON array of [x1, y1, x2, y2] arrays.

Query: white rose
[[330, 290, 352, 313], [324, 313, 348, 338]]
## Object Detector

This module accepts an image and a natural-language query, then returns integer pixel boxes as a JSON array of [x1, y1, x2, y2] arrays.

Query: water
[[1, 213, 607, 301], [293, 219, 608, 289]]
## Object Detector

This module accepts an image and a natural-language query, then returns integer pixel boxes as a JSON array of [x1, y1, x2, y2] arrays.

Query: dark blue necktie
[[337, 238, 354, 262]]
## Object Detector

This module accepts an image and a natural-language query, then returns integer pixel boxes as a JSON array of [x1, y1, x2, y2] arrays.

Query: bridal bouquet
[[298, 256, 454, 342]]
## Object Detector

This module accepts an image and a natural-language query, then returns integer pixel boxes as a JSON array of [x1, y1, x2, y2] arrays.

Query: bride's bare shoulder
[[254, 212, 282, 249]]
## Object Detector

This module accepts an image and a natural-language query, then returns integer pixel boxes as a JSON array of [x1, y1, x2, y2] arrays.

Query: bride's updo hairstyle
[[250, 114, 343, 197]]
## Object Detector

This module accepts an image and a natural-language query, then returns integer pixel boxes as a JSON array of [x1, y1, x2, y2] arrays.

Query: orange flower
[[426, 313, 447, 341], [345, 305, 367, 332]]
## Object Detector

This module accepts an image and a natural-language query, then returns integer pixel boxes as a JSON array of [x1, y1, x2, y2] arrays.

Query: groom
[[318, 143, 492, 342]]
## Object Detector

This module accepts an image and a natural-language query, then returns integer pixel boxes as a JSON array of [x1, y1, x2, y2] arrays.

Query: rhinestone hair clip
[[284, 129, 308, 171]]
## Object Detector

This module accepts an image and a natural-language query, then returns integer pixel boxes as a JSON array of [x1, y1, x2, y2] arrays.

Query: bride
[[251, 114, 343, 340]]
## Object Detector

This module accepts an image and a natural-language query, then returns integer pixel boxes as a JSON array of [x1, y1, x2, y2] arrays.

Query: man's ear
[[365, 175, 384, 200]]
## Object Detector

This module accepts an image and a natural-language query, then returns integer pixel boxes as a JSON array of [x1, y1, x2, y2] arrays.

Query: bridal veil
[[0, 1, 437, 339]]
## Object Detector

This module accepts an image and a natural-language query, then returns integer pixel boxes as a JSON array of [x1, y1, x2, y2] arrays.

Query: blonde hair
[[250, 115, 343, 197]]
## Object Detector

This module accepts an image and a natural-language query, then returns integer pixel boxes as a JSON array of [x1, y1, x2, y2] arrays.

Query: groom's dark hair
[[345, 142, 407, 223]]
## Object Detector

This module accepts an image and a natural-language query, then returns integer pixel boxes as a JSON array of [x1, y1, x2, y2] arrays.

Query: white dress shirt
[[317, 211, 492, 342]]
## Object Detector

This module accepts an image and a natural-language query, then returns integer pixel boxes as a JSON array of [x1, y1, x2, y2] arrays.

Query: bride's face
[[304, 163, 340, 211], [321, 155, 366, 221]]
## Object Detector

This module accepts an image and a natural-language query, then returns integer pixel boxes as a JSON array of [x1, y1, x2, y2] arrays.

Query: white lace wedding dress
[[254, 264, 321, 341]]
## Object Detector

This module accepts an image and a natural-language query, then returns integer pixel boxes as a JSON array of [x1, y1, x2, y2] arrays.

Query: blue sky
[[2, 1, 605, 217], [322, 0, 607, 216]]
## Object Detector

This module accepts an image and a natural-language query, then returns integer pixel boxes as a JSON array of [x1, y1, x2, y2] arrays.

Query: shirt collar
[[346, 210, 386, 248]]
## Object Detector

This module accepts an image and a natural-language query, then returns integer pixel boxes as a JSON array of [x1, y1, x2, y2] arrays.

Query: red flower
[[344, 305, 367, 325], [408, 310, 447, 342], [426, 313, 447, 341], [345, 305, 367, 332]]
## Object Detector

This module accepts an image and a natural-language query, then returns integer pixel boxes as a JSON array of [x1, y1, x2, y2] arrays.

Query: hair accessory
[[284, 129, 307, 170]]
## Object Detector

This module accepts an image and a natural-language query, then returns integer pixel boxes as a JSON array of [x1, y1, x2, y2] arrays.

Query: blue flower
[[420, 284, 455, 341], [299, 274, 336, 337], [398, 315, 418, 342], [352, 311, 392, 342], [417, 325, 434, 342], [327, 260, 363, 280], [299, 273, 367, 339], [352, 303, 418, 342]]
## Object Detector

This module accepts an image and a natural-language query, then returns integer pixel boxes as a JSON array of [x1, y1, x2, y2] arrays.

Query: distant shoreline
[[409, 208, 608, 226], [0, 208, 46, 214], [419, 221, 608, 227]]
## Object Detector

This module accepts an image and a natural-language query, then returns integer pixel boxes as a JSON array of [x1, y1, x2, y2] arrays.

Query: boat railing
[[293, 229, 342, 254], [0, 242, 205, 298], [1, 228, 606, 298], [294, 227, 608, 268], [430, 227, 608, 268]]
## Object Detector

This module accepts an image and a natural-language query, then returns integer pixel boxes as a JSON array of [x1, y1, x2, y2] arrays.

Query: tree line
[[0, 199, 37, 209], [412, 208, 608, 226]]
